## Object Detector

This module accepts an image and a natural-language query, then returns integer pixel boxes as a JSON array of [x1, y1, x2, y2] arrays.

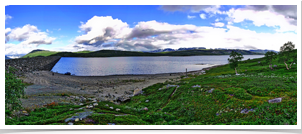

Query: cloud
[[225, 6, 297, 32], [5, 14, 12, 21], [212, 22, 225, 27], [245, 5, 269, 11], [199, 14, 206, 19], [72, 15, 296, 53], [125, 20, 196, 40], [75, 16, 131, 46], [5, 24, 56, 46], [187, 15, 196, 19], [160, 5, 213, 13]]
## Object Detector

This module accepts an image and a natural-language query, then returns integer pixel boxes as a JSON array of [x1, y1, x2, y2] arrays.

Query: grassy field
[[22, 49, 262, 58], [6, 50, 297, 125]]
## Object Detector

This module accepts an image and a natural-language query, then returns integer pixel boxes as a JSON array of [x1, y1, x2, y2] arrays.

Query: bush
[[5, 67, 26, 111]]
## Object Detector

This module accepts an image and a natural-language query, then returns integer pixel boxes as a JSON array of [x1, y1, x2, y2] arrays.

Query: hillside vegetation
[[22, 49, 262, 58], [6, 49, 297, 125]]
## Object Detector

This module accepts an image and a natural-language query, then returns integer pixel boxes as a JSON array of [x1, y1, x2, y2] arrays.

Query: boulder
[[273, 65, 277, 67], [268, 98, 282, 103], [133, 88, 143, 96], [145, 100, 149, 103], [192, 85, 201, 88], [116, 108, 120, 112], [64, 72, 71, 75], [117, 96, 131, 103], [208, 88, 214, 93], [143, 107, 148, 111]]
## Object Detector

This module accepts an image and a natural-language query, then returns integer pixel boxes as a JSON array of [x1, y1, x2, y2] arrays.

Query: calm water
[[51, 55, 264, 76]]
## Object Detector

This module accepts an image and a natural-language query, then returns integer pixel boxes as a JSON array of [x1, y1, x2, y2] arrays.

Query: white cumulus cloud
[[187, 15, 196, 19], [199, 14, 206, 19]]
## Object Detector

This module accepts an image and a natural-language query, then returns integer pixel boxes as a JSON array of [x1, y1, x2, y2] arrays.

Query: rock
[[65, 111, 94, 123], [93, 103, 98, 106], [116, 108, 120, 111], [70, 96, 75, 99], [79, 103, 84, 106], [240, 108, 256, 114], [258, 61, 261, 63], [143, 107, 148, 111], [133, 88, 143, 96], [268, 98, 282, 103], [208, 88, 214, 93], [110, 107, 114, 109], [22, 111, 27, 113], [86, 105, 93, 109], [92, 100, 97, 103], [107, 123, 115, 125], [274, 65, 277, 67], [145, 100, 149, 103], [105, 104, 109, 107], [75, 118, 79, 122], [117, 96, 131, 103], [75, 96, 79, 99], [64, 72, 71, 75], [68, 122, 73, 125], [70, 108, 73, 111], [192, 85, 201, 88], [158, 88, 162, 90]]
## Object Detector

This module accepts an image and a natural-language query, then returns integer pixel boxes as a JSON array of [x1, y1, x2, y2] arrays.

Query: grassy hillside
[[6, 50, 297, 125], [22, 49, 262, 58]]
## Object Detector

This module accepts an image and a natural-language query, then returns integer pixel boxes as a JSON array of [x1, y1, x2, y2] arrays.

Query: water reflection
[[51, 55, 264, 76]]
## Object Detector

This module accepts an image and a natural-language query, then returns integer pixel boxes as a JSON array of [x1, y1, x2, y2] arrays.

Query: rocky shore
[[5, 56, 61, 77], [6, 56, 223, 110]]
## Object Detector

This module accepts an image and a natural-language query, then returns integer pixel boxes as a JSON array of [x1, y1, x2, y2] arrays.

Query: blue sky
[[5, 5, 297, 55]]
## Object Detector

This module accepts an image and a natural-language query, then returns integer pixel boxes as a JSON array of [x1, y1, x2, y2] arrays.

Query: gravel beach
[[19, 65, 223, 109]]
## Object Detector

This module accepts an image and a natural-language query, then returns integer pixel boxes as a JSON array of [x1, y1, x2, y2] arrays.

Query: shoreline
[[20, 64, 225, 109]]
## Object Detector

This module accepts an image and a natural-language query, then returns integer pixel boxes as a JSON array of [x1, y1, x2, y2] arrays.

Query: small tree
[[228, 51, 244, 74], [265, 51, 277, 70], [5, 67, 26, 111], [279, 41, 295, 70]]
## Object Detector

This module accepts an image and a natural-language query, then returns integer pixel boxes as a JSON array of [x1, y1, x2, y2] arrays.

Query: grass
[[6, 50, 297, 125]]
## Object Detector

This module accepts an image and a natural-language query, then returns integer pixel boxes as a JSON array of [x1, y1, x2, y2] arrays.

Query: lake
[[51, 55, 264, 76]]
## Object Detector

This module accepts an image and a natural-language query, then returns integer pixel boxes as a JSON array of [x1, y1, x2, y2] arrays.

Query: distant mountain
[[5, 54, 26, 59], [28, 49, 49, 54], [150, 47, 207, 53], [5, 56, 11, 60], [249, 49, 278, 54]]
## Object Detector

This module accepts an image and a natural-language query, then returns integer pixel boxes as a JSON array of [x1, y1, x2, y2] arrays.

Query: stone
[[65, 111, 94, 123], [22, 111, 27, 113], [93, 103, 98, 106], [92, 100, 97, 103], [145, 100, 149, 103], [64, 72, 71, 75], [268, 98, 282, 103], [75, 118, 79, 122], [116, 108, 120, 112], [143, 107, 148, 111], [208, 88, 214, 93], [105, 104, 109, 107], [192, 85, 201, 88], [274, 65, 277, 67], [110, 107, 114, 109], [79, 103, 84, 106], [133, 88, 143, 96], [107, 123, 115, 125], [70, 108, 73, 111], [68, 122, 73, 125]]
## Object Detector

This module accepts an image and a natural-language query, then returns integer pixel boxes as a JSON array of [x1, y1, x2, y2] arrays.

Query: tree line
[[228, 41, 297, 74]]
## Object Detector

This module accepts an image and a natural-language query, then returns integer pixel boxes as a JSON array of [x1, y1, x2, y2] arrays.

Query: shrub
[[5, 67, 26, 111]]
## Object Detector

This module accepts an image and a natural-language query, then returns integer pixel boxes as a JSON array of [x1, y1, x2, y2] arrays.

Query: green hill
[[22, 49, 262, 58]]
